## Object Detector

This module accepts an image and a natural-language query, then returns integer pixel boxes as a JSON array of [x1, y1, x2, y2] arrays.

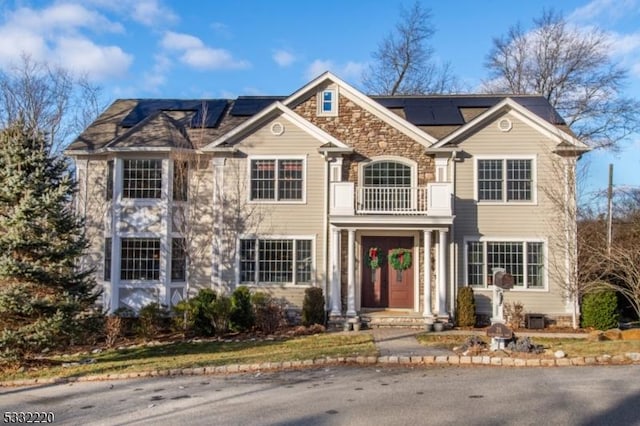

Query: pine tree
[[0, 120, 100, 362]]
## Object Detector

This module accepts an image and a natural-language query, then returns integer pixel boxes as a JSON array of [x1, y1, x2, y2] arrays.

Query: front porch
[[326, 225, 454, 325]]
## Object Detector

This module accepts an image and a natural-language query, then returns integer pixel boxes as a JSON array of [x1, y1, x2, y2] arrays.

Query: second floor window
[[123, 159, 162, 199], [477, 158, 533, 202], [250, 158, 304, 201]]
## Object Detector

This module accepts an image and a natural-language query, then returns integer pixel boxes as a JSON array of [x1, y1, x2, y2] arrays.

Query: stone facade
[[292, 90, 435, 186]]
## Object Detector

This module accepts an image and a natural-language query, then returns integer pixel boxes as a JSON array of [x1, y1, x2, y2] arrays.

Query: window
[[239, 238, 313, 284], [477, 158, 533, 202], [173, 161, 188, 201], [318, 89, 337, 116], [104, 238, 112, 281], [123, 159, 162, 199], [466, 240, 544, 289], [361, 160, 412, 211], [250, 158, 304, 201], [171, 238, 186, 282], [106, 160, 114, 201], [120, 238, 160, 280]]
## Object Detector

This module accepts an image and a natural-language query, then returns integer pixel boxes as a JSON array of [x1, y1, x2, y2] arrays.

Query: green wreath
[[367, 247, 383, 269], [389, 248, 412, 271]]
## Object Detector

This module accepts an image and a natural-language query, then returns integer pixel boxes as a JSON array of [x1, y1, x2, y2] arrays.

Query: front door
[[362, 236, 414, 309]]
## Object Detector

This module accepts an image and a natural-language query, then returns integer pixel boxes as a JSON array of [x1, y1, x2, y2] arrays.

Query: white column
[[437, 229, 448, 316], [423, 229, 433, 318], [110, 158, 124, 313], [211, 158, 225, 292], [347, 228, 357, 317], [330, 226, 342, 316]]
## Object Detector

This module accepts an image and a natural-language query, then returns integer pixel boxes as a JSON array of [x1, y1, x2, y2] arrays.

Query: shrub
[[136, 303, 168, 339], [455, 286, 476, 327], [104, 315, 122, 348], [252, 292, 284, 334], [582, 289, 619, 330], [113, 306, 136, 336], [504, 301, 525, 330], [301, 287, 325, 326], [231, 286, 254, 332], [211, 295, 233, 335], [172, 289, 218, 337]]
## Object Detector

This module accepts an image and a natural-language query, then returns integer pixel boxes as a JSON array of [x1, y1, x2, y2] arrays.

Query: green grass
[[416, 333, 640, 357], [1, 333, 377, 382]]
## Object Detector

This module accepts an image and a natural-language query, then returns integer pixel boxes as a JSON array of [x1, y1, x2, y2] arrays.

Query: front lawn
[[0, 333, 376, 382], [416, 333, 640, 357]]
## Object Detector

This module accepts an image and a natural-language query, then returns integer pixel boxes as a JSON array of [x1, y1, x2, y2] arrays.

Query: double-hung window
[[318, 88, 337, 116], [250, 158, 304, 202], [171, 238, 186, 282], [239, 238, 313, 285], [476, 157, 534, 202], [120, 238, 160, 280], [466, 240, 545, 289], [123, 159, 162, 199]]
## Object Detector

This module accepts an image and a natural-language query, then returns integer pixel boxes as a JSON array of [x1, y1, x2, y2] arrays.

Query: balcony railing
[[330, 182, 452, 216], [357, 186, 426, 214]]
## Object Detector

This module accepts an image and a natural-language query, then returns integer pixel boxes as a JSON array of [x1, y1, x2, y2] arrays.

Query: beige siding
[[453, 111, 568, 315], [217, 114, 327, 308]]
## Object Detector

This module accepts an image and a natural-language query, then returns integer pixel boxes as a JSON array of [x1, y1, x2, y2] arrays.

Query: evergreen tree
[[0, 120, 99, 362]]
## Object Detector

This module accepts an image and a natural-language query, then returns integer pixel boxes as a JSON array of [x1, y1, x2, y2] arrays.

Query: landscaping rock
[[554, 350, 566, 359], [625, 352, 640, 361]]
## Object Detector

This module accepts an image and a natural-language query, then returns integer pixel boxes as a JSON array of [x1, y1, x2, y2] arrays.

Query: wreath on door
[[389, 248, 412, 271], [367, 247, 383, 269]]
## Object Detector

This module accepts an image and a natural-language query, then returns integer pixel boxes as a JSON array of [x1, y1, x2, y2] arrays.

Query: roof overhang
[[431, 98, 591, 153], [283, 71, 438, 147], [202, 101, 350, 151]]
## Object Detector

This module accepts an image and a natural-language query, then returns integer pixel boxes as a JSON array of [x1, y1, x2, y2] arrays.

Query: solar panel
[[120, 99, 229, 128], [373, 96, 565, 126], [230, 96, 285, 116]]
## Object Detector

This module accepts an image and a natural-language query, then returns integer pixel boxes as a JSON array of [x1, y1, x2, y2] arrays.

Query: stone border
[[2, 353, 639, 388]]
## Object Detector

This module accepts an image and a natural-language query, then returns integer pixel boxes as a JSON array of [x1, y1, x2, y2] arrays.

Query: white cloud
[[273, 50, 295, 67], [0, 4, 132, 80], [141, 54, 171, 93], [161, 31, 250, 70], [608, 32, 640, 56], [569, 0, 639, 23], [52, 37, 133, 80], [9, 3, 123, 34], [211, 22, 232, 38], [131, 0, 178, 27], [305, 59, 366, 83]]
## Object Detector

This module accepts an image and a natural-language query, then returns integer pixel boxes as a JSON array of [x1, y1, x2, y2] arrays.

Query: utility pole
[[606, 164, 613, 255]]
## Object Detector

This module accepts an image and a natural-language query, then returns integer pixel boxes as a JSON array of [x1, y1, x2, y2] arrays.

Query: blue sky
[[0, 0, 638, 200]]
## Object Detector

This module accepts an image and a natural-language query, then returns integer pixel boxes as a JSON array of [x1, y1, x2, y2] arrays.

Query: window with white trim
[[239, 238, 313, 284], [466, 240, 544, 289], [120, 238, 160, 280], [104, 238, 112, 281], [318, 89, 337, 116], [171, 238, 186, 282], [123, 159, 162, 199], [250, 159, 304, 201], [477, 158, 533, 202]]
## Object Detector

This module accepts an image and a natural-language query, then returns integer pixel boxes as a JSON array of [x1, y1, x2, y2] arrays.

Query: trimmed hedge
[[455, 286, 476, 327], [582, 289, 619, 330]]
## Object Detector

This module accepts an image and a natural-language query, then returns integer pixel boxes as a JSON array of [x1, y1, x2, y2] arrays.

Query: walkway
[[370, 327, 588, 357]]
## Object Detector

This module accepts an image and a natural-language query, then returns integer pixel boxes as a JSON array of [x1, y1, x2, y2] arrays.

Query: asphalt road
[[2, 365, 639, 425]]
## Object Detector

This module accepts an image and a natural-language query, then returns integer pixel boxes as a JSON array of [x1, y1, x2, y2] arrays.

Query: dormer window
[[318, 88, 338, 116]]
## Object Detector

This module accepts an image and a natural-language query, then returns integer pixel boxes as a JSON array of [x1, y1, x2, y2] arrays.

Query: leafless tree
[[0, 54, 104, 154], [483, 9, 640, 150], [362, 2, 459, 95], [542, 153, 599, 328]]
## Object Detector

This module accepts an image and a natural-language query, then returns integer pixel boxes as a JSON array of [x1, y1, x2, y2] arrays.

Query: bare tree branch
[[362, 2, 460, 95], [483, 9, 640, 150]]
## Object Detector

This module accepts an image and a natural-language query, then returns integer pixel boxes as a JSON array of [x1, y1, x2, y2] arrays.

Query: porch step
[[361, 311, 427, 329]]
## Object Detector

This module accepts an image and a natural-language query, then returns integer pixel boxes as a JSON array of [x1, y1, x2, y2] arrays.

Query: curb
[[2, 353, 639, 388]]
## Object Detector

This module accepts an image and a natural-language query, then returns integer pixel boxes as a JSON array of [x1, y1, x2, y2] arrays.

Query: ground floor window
[[121, 238, 160, 280], [466, 240, 544, 289], [239, 238, 313, 284], [171, 238, 186, 282]]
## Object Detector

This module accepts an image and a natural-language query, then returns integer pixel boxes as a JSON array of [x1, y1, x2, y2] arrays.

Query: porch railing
[[330, 182, 452, 217]]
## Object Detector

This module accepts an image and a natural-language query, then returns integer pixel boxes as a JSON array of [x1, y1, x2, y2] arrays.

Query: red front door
[[362, 236, 414, 309]]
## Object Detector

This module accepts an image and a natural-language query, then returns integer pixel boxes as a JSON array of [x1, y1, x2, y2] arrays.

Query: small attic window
[[318, 89, 338, 116]]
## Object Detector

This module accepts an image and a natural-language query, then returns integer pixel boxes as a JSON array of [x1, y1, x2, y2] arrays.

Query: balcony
[[330, 182, 452, 217]]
